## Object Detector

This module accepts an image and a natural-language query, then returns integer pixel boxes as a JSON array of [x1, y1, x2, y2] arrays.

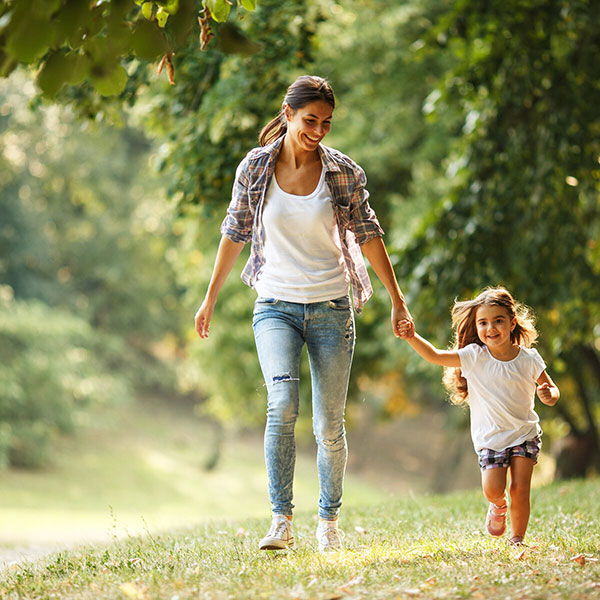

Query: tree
[[0, 0, 258, 97], [397, 0, 600, 476], [0, 71, 180, 466]]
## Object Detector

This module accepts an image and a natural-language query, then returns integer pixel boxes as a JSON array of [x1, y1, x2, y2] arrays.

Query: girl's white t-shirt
[[254, 167, 349, 303], [457, 343, 546, 452]]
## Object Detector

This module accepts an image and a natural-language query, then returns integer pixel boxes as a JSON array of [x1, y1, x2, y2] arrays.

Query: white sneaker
[[259, 515, 294, 550], [316, 519, 344, 552]]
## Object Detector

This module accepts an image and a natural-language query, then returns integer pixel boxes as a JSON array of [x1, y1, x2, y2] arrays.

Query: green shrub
[[0, 292, 134, 468]]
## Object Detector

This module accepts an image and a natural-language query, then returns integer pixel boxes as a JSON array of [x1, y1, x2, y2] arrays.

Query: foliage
[[0, 0, 258, 98], [0, 294, 133, 468], [0, 72, 180, 466], [394, 0, 600, 474], [1, 478, 599, 598], [0, 71, 180, 348]]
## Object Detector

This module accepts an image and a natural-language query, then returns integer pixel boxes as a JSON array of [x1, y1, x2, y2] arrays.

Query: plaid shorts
[[477, 435, 542, 470]]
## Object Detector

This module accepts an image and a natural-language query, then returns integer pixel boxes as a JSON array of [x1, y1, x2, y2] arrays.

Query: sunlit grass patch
[[1, 478, 598, 599]]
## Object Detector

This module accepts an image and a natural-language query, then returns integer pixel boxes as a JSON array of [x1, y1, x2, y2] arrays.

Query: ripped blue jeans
[[252, 295, 355, 520]]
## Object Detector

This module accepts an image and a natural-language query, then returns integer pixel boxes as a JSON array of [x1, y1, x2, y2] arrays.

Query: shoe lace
[[319, 525, 344, 546], [269, 518, 289, 538]]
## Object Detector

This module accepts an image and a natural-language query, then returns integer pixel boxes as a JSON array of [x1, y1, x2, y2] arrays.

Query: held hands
[[194, 299, 215, 339], [392, 298, 415, 340], [395, 318, 415, 339]]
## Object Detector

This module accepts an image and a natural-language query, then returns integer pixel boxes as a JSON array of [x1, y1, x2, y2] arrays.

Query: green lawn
[[0, 397, 389, 549], [1, 478, 598, 599]]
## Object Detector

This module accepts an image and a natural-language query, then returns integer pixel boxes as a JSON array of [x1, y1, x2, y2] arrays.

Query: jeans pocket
[[328, 295, 351, 311]]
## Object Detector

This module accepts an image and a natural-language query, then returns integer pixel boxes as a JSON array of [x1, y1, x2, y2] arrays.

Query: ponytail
[[259, 109, 286, 146]]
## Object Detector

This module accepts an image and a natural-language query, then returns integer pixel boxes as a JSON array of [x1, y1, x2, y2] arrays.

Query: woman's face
[[284, 100, 333, 153]]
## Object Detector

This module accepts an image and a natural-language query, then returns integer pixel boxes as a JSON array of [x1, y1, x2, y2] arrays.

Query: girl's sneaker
[[316, 519, 344, 552], [486, 503, 507, 536], [259, 515, 294, 550]]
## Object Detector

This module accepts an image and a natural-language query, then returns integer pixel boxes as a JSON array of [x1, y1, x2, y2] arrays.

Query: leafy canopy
[[0, 0, 258, 97]]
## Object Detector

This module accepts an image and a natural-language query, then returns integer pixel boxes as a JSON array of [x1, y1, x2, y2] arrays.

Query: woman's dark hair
[[259, 75, 335, 146]]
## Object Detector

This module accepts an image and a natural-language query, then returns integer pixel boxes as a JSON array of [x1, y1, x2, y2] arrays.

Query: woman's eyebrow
[[305, 113, 332, 120]]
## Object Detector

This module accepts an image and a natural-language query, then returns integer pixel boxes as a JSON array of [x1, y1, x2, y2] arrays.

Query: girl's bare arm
[[398, 322, 461, 367], [536, 371, 560, 406]]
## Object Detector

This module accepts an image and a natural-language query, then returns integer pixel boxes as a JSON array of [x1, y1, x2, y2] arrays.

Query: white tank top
[[254, 167, 349, 303]]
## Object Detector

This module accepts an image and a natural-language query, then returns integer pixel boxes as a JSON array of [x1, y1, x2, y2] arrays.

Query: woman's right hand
[[195, 298, 215, 339]]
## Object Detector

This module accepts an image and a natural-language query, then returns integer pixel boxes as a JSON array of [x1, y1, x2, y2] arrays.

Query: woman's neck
[[279, 135, 320, 169]]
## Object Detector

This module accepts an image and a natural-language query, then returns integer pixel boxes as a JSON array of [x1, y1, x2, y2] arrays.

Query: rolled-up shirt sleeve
[[348, 165, 384, 246], [220, 158, 253, 244]]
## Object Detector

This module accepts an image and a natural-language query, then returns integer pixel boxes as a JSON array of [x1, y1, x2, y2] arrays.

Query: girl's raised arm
[[398, 320, 461, 367], [536, 371, 560, 406]]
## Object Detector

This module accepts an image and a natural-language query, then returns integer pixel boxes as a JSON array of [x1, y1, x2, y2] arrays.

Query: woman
[[194, 75, 414, 552]]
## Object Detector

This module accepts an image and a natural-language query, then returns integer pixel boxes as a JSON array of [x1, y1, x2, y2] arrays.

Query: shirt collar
[[258, 137, 342, 173]]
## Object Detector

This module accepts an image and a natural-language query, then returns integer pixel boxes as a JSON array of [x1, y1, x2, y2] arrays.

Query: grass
[[1, 478, 599, 599], [0, 397, 389, 549]]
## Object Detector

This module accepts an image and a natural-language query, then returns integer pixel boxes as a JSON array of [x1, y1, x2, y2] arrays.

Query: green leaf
[[131, 20, 167, 60], [37, 52, 72, 98], [65, 53, 90, 85], [239, 0, 256, 10], [142, 1, 154, 20], [6, 18, 53, 64], [156, 7, 169, 28], [205, 0, 231, 23], [91, 63, 128, 97], [156, 0, 180, 12]]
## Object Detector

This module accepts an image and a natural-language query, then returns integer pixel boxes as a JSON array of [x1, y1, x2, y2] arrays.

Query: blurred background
[[0, 0, 598, 561]]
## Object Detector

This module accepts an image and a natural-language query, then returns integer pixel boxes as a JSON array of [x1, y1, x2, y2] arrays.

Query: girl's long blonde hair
[[442, 286, 538, 405]]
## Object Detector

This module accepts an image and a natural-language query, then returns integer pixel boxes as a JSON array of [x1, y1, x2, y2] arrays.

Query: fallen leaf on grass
[[354, 526, 368, 535], [571, 554, 598, 566], [423, 576, 437, 586], [516, 549, 527, 561]]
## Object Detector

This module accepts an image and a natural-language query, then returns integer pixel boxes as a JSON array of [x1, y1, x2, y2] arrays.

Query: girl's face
[[475, 304, 516, 350], [284, 100, 333, 153]]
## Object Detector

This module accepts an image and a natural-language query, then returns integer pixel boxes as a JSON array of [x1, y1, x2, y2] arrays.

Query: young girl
[[398, 287, 559, 545]]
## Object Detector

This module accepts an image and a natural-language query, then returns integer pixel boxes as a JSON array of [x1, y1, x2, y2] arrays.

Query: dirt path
[[0, 544, 65, 568]]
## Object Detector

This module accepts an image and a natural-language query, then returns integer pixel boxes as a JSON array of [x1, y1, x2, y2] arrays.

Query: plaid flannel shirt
[[220, 136, 384, 313]]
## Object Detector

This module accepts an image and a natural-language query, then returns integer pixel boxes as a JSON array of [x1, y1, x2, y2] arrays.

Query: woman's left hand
[[392, 304, 414, 339]]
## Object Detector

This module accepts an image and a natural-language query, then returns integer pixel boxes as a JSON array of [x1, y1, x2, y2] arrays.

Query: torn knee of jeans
[[269, 372, 299, 384], [319, 432, 345, 447]]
